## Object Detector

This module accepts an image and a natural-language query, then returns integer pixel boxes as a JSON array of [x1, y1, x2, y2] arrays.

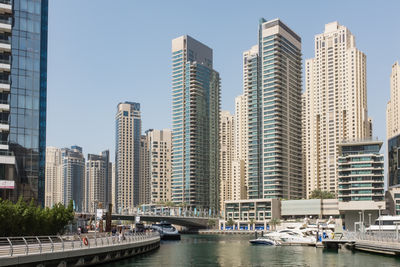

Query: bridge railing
[[0, 232, 160, 258]]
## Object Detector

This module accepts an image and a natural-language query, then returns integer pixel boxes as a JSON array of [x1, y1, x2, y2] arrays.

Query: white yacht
[[249, 236, 279, 246], [365, 215, 400, 232], [151, 221, 181, 240]]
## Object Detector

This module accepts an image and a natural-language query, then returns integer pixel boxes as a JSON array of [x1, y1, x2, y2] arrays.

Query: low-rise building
[[337, 140, 385, 230], [223, 199, 280, 230]]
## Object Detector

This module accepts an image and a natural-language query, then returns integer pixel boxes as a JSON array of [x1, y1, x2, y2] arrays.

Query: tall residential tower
[[303, 22, 370, 197], [244, 18, 303, 200], [387, 62, 400, 140], [171, 35, 220, 212], [115, 102, 141, 212]]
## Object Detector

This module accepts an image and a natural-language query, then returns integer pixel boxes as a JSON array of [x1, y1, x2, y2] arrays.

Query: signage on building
[[0, 180, 15, 189]]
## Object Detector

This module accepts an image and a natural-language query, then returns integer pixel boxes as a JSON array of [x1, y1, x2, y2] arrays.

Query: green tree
[[0, 198, 74, 236], [226, 218, 235, 227], [309, 189, 335, 199], [269, 218, 281, 231], [207, 219, 216, 229]]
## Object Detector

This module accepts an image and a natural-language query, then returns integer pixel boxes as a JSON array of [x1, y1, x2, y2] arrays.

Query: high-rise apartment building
[[115, 102, 141, 212], [303, 22, 370, 197], [61, 146, 85, 211], [219, 111, 234, 209], [0, 0, 48, 206], [243, 18, 303, 200], [232, 94, 247, 200], [147, 129, 172, 204], [139, 135, 150, 205], [387, 62, 400, 140], [44, 147, 62, 207], [84, 151, 111, 212], [171, 35, 220, 212]]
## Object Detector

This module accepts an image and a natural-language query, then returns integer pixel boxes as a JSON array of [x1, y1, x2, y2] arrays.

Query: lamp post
[[378, 204, 382, 234], [93, 200, 99, 241], [368, 213, 371, 227]]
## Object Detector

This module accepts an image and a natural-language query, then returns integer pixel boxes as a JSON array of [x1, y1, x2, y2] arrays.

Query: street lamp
[[378, 204, 382, 234], [93, 200, 99, 241]]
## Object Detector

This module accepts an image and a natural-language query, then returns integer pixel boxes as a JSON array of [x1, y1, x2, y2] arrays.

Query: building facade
[[84, 151, 111, 213], [232, 95, 247, 200], [219, 111, 234, 209], [44, 146, 62, 208], [337, 140, 385, 230], [146, 129, 172, 204], [171, 35, 220, 212], [303, 22, 370, 197], [115, 102, 141, 212], [387, 62, 400, 140], [388, 133, 400, 187], [338, 140, 384, 203], [61, 146, 85, 211], [139, 135, 150, 205], [0, 0, 48, 206], [244, 18, 303, 200]]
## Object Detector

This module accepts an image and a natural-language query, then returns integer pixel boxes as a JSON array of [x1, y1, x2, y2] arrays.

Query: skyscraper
[[386, 62, 400, 140], [0, 0, 48, 206], [244, 18, 303, 200], [303, 22, 370, 197], [219, 111, 234, 209], [84, 150, 111, 212], [115, 102, 141, 212], [146, 129, 172, 204], [139, 134, 150, 205], [61, 146, 85, 211], [44, 146, 62, 208], [171, 35, 220, 212], [232, 94, 248, 200]]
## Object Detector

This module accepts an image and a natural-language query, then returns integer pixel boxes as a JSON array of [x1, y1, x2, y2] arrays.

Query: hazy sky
[[47, 0, 400, 160]]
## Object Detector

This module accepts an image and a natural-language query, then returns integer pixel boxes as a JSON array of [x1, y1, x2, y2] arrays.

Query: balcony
[[0, 79, 10, 92], [0, 1, 11, 14], [0, 100, 9, 111], [0, 18, 11, 33], [0, 58, 10, 71], [0, 140, 7, 150], [0, 39, 10, 52], [0, 151, 14, 165], [0, 120, 8, 131]]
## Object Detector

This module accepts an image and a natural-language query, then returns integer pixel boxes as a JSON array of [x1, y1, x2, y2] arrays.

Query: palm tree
[[249, 218, 255, 230], [226, 218, 235, 228], [269, 218, 281, 231]]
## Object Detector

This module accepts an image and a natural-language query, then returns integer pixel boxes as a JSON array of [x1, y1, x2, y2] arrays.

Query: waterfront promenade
[[0, 232, 160, 266]]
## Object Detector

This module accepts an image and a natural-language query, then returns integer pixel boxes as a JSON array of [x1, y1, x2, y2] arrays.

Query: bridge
[[76, 212, 215, 228], [0, 232, 160, 266]]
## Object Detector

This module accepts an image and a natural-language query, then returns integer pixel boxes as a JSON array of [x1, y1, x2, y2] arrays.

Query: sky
[[47, 0, 400, 161]]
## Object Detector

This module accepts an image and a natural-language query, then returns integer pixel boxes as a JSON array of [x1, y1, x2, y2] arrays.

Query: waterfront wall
[[0, 233, 160, 267]]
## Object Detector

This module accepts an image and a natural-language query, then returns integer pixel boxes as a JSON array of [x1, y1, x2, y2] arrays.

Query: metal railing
[[0, 232, 160, 257], [343, 231, 400, 243]]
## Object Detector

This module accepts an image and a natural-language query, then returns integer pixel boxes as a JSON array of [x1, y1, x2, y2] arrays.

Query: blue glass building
[[171, 35, 220, 212], [244, 18, 303, 200], [0, 0, 48, 206]]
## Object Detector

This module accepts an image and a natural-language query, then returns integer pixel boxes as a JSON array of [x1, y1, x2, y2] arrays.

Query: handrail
[[0, 232, 160, 258]]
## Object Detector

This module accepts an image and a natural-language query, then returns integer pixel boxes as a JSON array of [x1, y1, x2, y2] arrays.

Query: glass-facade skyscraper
[[171, 35, 220, 212], [244, 18, 303, 200], [0, 0, 48, 206]]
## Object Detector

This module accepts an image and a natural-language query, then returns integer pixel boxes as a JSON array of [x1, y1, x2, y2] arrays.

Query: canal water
[[105, 234, 400, 266]]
